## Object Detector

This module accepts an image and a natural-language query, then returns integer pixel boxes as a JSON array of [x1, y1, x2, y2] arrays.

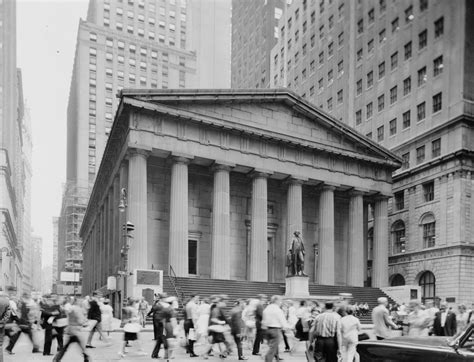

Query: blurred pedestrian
[[456, 304, 470, 334], [138, 297, 149, 328], [85, 292, 109, 348], [372, 297, 399, 340], [340, 306, 361, 362], [0, 290, 11, 362], [309, 301, 342, 362], [40, 294, 62, 356], [52, 297, 90, 362], [184, 294, 199, 357], [251, 294, 266, 356], [407, 300, 430, 336], [119, 298, 145, 358], [262, 295, 290, 362], [230, 299, 248, 360], [205, 296, 231, 359], [433, 303, 457, 336], [101, 299, 114, 336]]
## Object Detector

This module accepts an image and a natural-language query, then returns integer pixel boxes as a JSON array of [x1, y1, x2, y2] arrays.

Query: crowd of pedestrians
[[0, 288, 472, 362]]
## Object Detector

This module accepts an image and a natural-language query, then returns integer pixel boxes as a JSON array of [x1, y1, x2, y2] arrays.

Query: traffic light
[[123, 221, 135, 238]]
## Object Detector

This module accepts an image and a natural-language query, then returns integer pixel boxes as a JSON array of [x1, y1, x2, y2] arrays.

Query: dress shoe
[[252, 352, 261, 356], [190, 352, 198, 357], [85, 345, 95, 348], [238, 357, 248, 360], [6, 350, 14, 355]]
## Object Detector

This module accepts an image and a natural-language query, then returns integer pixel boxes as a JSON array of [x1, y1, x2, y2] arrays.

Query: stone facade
[[80, 89, 401, 303]]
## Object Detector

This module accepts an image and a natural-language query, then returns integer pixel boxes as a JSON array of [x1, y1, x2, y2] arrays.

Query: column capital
[[128, 147, 151, 158], [171, 155, 192, 165], [284, 176, 307, 186], [348, 189, 365, 197], [249, 169, 272, 179], [321, 184, 337, 192], [374, 194, 390, 202], [211, 162, 235, 172]]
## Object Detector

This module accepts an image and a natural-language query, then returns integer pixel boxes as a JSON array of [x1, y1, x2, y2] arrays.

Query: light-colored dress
[[100, 304, 114, 331], [196, 303, 211, 338], [457, 311, 470, 334], [407, 310, 429, 336]]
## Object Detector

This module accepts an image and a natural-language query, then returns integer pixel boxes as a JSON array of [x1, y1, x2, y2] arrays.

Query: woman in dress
[[162, 296, 178, 360], [241, 298, 257, 349], [100, 299, 114, 336], [196, 297, 211, 343], [456, 304, 470, 334], [205, 297, 231, 359], [119, 299, 145, 358]]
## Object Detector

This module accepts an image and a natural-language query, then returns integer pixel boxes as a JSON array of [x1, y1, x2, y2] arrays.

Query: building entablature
[[80, 89, 401, 242], [389, 244, 474, 266]]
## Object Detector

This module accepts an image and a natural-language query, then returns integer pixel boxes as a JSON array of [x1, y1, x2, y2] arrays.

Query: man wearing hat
[[372, 297, 399, 340], [252, 294, 267, 356], [150, 293, 167, 359]]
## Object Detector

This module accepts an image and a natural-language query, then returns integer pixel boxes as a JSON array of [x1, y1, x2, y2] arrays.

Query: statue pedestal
[[285, 276, 310, 298]]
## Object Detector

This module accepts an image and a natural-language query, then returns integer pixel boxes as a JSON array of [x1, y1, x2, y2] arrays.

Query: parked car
[[357, 323, 474, 361]]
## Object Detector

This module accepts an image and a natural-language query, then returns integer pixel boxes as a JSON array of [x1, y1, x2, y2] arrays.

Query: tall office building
[[58, 0, 231, 294], [231, 0, 284, 88], [250, 0, 474, 304], [52, 217, 59, 291], [0, 0, 26, 293], [30, 235, 42, 292]]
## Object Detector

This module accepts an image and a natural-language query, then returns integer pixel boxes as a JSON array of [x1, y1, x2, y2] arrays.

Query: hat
[[377, 297, 388, 304], [164, 296, 176, 303]]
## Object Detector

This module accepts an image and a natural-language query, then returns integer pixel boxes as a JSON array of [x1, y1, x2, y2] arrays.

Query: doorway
[[267, 236, 275, 282]]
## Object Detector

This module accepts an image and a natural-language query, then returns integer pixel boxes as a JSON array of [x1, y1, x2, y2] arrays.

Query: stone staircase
[[162, 276, 395, 324]]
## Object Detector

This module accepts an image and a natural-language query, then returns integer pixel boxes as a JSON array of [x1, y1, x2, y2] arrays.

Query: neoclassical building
[[80, 89, 401, 302]]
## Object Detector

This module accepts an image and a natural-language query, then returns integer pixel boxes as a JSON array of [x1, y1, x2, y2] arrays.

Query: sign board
[[107, 276, 117, 290], [135, 269, 162, 286], [60, 272, 80, 282]]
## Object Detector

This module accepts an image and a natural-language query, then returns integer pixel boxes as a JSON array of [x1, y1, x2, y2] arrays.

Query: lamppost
[[118, 188, 134, 307]]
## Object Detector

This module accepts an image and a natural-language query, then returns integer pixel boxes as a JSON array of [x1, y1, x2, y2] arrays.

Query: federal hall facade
[[80, 89, 402, 300]]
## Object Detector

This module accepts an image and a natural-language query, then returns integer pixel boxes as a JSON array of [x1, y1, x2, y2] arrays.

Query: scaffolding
[[57, 181, 90, 295]]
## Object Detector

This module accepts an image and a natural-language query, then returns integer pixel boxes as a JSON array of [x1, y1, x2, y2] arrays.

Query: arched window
[[390, 274, 405, 286], [419, 271, 436, 303], [391, 220, 406, 254], [420, 213, 436, 248]]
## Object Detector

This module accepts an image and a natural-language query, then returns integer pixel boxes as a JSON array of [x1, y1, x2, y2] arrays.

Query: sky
[[17, 0, 88, 267]]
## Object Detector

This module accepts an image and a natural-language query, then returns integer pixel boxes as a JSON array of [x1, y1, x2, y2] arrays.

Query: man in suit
[[252, 294, 267, 356], [230, 299, 248, 360], [433, 303, 457, 336]]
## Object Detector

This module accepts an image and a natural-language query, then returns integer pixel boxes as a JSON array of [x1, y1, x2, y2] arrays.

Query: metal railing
[[168, 265, 186, 309]]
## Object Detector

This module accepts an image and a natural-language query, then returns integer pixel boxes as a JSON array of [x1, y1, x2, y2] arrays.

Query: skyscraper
[[230, 0, 474, 303], [0, 0, 26, 293], [57, 0, 231, 294], [231, 0, 284, 88]]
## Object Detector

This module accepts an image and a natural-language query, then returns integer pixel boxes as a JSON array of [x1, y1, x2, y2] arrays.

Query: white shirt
[[441, 311, 447, 327], [341, 315, 361, 344], [262, 303, 289, 329], [186, 300, 199, 322]]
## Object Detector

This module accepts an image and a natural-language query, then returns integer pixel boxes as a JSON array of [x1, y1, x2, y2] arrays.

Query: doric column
[[127, 149, 149, 274], [286, 178, 303, 245], [373, 196, 389, 287], [249, 172, 269, 282], [318, 185, 335, 285], [169, 156, 190, 277], [347, 191, 364, 286], [211, 164, 232, 279]]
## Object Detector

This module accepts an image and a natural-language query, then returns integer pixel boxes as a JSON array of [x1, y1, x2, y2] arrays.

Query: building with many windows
[[58, 0, 231, 295], [261, 0, 474, 303], [231, 0, 284, 88]]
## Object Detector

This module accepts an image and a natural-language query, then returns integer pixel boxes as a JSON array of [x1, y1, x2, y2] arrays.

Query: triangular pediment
[[121, 88, 402, 169]]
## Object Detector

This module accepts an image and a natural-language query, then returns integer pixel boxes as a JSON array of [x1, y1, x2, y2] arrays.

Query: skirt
[[124, 332, 138, 341]]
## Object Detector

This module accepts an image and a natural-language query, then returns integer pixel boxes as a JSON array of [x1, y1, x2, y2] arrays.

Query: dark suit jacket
[[230, 307, 243, 335], [433, 311, 457, 336]]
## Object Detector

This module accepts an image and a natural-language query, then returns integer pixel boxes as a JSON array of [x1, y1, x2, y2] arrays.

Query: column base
[[285, 276, 310, 298]]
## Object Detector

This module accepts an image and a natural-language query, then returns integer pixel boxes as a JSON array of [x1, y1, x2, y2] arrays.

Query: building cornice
[[389, 244, 474, 265]]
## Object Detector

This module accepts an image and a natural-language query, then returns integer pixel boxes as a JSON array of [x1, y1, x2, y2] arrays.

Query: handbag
[[123, 322, 141, 333], [358, 332, 370, 341], [188, 327, 196, 341]]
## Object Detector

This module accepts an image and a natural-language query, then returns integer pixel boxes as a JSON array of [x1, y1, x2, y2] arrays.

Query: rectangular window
[[423, 222, 436, 248], [356, 79, 362, 95], [89, 32, 97, 42], [405, 5, 413, 22], [418, 67, 427, 86], [337, 90, 343, 103], [423, 181, 434, 202], [338, 60, 344, 75], [391, 17, 399, 33], [327, 97, 333, 110], [417, 102, 426, 121], [188, 240, 198, 275], [403, 77, 411, 96], [368, 39, 374, 53], [420, 0, 428, 12], [432, 138, 441, 157], [391, 52, 398, 70], [329, 15, 334, 29], [389, 118, 397, 135], [390, 86, 397, 104], [338, 32, 344, 46], [367, 71, 373, 88], [403, 110, 411, 128], [377, 125, 384, 141], [378, 61, 385, 79], [416, 145, 425, 164], [378, 94, 385, 111], [433, 92, 442, 112], [318, 78, 324, 90], [366, 132, 372, 139], [419, 29, 427, 49], [328, 42, 334, 56], [394, 191, 404, 210], [311, 35, 316, 47], [434, 17, 444, 38], [402, 152, 410, 169], [357, 19, 363, 34], [368, 8, 375, 23], [404, 41, 412, 60], [319, 51, 324, 64], [367, 102, 373, 119], [310, 60, 315, 72], [379, 0, 386, 12], [356, 110, 362, 125], [328, 69, 333, 83], [357, 48, 363, 62], [379, 28, 386, 43], [433, 55, 443, 76]]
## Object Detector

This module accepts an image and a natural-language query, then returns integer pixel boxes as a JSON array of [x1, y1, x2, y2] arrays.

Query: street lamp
[[118, 188, 134, 308], [118, 188, 127, 213]]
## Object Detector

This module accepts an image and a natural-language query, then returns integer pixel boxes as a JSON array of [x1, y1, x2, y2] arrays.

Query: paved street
[[5, 329, 308, 361]]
